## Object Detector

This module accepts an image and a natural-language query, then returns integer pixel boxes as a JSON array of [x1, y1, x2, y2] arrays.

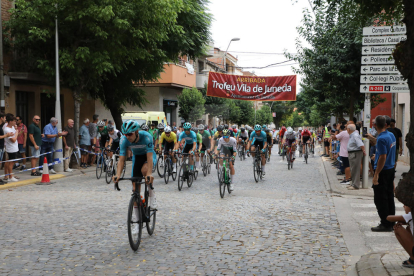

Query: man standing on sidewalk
[[28, 115, 42, 176], [39, 117, 67, 174], [372, 115, 396, 232], [15, 116, 27, 170], [332, 125, 351, 185], [63, 119, 76, 172], [388, 118, 402, 169], [346, 124, 366, 190]]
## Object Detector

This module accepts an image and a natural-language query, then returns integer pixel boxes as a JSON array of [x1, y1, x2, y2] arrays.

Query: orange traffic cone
[[40, 157, 50, 183]]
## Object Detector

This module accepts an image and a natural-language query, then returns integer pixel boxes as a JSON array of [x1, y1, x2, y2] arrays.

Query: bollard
[[362, 138, 370, 189]]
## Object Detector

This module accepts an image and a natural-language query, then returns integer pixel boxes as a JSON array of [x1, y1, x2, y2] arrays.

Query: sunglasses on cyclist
[[223, 136, 229, 139], [125, 133, 135, 137]]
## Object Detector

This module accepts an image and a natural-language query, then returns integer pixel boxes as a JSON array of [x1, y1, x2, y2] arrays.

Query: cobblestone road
[[0, 146, 350, 275]]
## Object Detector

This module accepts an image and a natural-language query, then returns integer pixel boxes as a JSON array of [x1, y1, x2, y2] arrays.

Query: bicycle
[[105, 149, 126, 184], [304, 142, 309, 164], [177, 153, 196, 191], [216, 156, 233, 198], [285, 144, 294, 170], [114, 176, 156, 251], [163, 150, 177, 184], [310, 140, 315, 155], [238, 140, 246, 161], [156, 151, 164, 178], [200, 150, 211, 177], [253, 147, 264, 183], [96, 147, 108, 179]]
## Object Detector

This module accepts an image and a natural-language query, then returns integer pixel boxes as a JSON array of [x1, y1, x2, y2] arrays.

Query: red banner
[[207, 72, 296, 101]]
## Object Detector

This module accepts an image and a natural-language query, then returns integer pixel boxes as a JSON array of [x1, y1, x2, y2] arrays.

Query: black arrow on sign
[[364, 58, 369, 62], [363, 86, 367, 91], [364, 77, 367, 81], [364, 49, 369, 52], [363, 68, 368, 72]]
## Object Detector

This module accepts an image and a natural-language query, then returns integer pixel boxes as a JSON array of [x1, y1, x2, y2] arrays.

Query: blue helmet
[[183, 122, 192, 130], [122, 120, 139, 134], [262, 124, 267, 129], [254, 124, 262, 131]]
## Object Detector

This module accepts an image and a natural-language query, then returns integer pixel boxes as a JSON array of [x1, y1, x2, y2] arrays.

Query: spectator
[[28, 115, 42, 176], [388, 118, 403, 169], [322, 124, 331, 157], [369, 119, 377, 137], [4, 114, 19, 182], [39, 117, 67, 174], [89, 114, 99, 166], [371, 115, 396, 232], [79, 118, 91, 169], [332, 125, 351, 185], [15, 115, 27, 170], [63, 119, 76, 172], [346, 124, 366, 190], [0, 113, 13, 184]]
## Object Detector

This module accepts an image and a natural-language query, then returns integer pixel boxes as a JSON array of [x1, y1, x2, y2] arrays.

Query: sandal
[[31, 171, 41, 176], [402, 258, 414, 268]]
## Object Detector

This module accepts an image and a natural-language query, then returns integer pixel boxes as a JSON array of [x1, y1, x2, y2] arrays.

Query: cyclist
[[232, 125, 238, 135], [246, 124, 268, 177], [155, 123, 165, 150], [279, 126, 287, 155], [296, 127, 303, 155], [193, 127, 203, 170], [282, 127, 297, 161], [210, 125, 224, 152], [301, 127, 312, 161], [175, 122, 197, 171], [237, 127, 249, 158], [93, 120, 109, 157], [158, 126, 177, 173], [224, 124, 234, 137], [113, 120, 156, 234], [265, 128, 273, 162], [198, 124, 212, 168], [107, 125, 122, 159], [141, 123, 149, 132], [214, 129, 237, 191]]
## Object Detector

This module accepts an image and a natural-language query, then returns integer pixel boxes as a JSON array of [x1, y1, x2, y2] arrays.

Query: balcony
[[146, 61, 196, 88]]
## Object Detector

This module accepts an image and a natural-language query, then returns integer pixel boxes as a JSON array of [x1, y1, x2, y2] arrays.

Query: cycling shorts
[[285, 138, 296, 147], [100, 135, 109, 148], [267, 136, 272, 145], [183, 144, 193, 154], [220, 147, 234, 157], [110, 141, 119, 152], [163, 141, 174, 155], [132, 154, 147, 178], [302, 136, 311, 144], [253, 140, 264, 150], [239, 136, 248, 142]]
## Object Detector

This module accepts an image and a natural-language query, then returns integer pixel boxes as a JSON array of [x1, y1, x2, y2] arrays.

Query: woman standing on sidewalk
[[4, 114, 20, 182]]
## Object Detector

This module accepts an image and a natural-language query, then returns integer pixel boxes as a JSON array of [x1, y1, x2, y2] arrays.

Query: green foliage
[[309, 104, 330, 127], [282, 111, 305, 128], [178, 87, 206, 122], [233, 100, 254, 126], [255, 105, 273, 126]]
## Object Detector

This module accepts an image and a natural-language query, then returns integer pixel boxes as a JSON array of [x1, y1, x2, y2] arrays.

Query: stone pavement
[[0, 146, 351, 275], [319, 147, 413, 276]]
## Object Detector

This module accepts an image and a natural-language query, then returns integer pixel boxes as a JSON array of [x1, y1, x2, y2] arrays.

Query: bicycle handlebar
[[113, 176, 154, 191]]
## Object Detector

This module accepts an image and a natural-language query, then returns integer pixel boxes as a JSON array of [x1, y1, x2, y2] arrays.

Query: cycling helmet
[[229, 128, 233, 132], [224, 124, 229, 129], [222, 129, 230, 136], [217, 125, 224, 132], [141, 123, 149, 131], [183, 122, 192, 130], [298, 127, 303, 131], [254, 124, 262, 131], [198, 124, 204, 130], [241, 127, 245, 132], [191, 127, 197, 132], [247, 126, 252, 131], [158, 123, 165, 129], [172, 126, 177, 131], [97, 120, 105, 127], [287, 127, 293, 135], [232, 125, 237, 129], [164, 126, 172, 133], [122, 120, 139, 134], [262, 124, 267, 129], [265, 128, 270, 132], [107, 125, 114, 131]]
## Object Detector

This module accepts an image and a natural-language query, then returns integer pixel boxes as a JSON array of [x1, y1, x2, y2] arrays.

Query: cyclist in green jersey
[[192, 127, 203, 170], [198, 124, 211, 166], [148, 123, 158, 149], [210, 125, 224, 152]]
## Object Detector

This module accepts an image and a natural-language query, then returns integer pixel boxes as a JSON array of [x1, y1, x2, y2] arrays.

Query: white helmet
[[97, 120, 105, 127], [298, 127, 303, 131], [287, 127, 293, 135], [164, 126, 172, 133]]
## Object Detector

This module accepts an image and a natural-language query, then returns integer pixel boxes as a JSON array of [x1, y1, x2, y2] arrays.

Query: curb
[[356, 253, 389, 276], [0, 174, 66, 191]]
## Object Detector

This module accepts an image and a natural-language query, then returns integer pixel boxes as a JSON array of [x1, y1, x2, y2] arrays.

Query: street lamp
[[224, 38, 240, 73]]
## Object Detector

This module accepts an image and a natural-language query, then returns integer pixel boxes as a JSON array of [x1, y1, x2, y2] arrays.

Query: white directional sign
[[360, 65, 400, 74], [362, 35, 407, 46], [362, 45, 395, 55], [360, 74, 405, 84], [361, 55, 394, 64], [360, 84, 409, 93], [363, 25, 406, 36]]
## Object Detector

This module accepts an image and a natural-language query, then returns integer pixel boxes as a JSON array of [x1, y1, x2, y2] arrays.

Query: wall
[[370, 93, 392, 127], [395, 93, 410, 164]]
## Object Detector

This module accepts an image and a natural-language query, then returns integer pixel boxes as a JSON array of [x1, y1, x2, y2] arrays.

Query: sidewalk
[[318, 146, 412, 276]]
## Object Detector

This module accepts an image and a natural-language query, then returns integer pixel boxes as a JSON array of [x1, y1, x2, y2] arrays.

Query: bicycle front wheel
[[96, 155, 103, 179], [219, 167, 226, 198], [171, 162, 177, 181], [178, 166, 184, 191], [187, 167, 193, 187], [163, 160, 169, 184], [105, 161, 113, 184], [127, 195, 143, 251], [253, 160, 259, 183], [157, 155, 164, 178], [145, 189, 156, 235]]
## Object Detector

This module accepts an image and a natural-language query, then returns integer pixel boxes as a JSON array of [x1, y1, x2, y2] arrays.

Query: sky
[[208, 0, 313, 84]]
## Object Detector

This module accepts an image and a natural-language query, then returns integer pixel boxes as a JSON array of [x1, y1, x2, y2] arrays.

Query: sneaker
[[150, 197, 158, 209], [262, 172, 266, 178], [13, 164, 19, 170], [371, 224, 393, 232], [50, 169, 57, 174], [131, 223, 139, 235], [8, 177, 18, 182], [340, 179, 350, 185], [20, 165, 26, 171], [65, 168, 73, 172], [229, 184, 234, 191]]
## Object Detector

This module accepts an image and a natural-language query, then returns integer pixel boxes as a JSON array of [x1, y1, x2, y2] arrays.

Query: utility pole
[[53, 6, 63, 172], [0, 0, 5, 113]]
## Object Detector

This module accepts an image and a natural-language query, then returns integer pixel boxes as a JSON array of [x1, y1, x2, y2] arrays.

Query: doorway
[[41, 93, 64, 129]]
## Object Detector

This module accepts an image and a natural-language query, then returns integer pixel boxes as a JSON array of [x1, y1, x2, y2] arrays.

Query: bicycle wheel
[[105, 160, 113, 184], [194, 167, 198, 181], [219, 167, 226, 198], [227, 169, 232, 194], [163, 159, 169, 184], [157, 155, 164, 178], [202, 155, 207, 176], [127, 195, 143, 251], [287, 152, 291, 170], [178, 166, 184, 191], [96, 154, 103, 179], [253, 160, 259, 183], [171, 161, 177, 181], [145, 189, 156, 236], [187, 167, 193, 187]]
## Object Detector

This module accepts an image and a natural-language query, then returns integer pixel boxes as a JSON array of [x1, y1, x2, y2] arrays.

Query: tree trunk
[[73, 89, 82, 146], [109, 106, 123, 132]]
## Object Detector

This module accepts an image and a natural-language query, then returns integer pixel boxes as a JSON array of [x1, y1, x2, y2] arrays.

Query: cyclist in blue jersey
[[113, 120, 157, 233], [174, 122, 197, 170], [246, 124, 268, 177]]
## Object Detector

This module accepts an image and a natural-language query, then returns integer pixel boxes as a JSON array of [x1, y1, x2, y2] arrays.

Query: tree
[[282, 111, 305, 128], [233, 100, 255, 126], [177, 87, 206, 122], [270, 101, 295, 128], [6, 0, 212, 138], [255, 105, 273, 126]]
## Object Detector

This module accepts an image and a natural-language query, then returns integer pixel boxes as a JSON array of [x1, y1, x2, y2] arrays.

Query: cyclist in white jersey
[[214, 129, 237, 191]]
